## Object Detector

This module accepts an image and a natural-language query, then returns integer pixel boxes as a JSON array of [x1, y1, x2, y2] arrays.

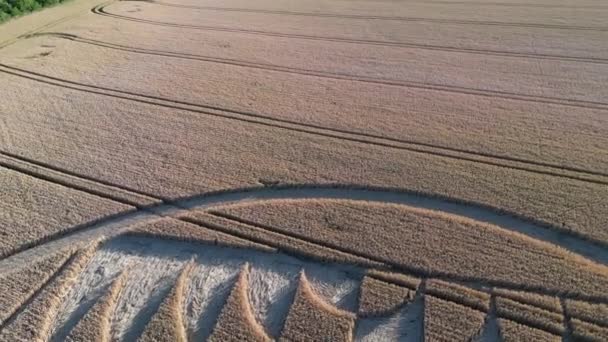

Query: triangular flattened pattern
[[280, 272, 356, 342], [208, 264, 272, 342], [138, 262, 193, 342], [65, 272, 127, 342], [424, 295, 485, 342]]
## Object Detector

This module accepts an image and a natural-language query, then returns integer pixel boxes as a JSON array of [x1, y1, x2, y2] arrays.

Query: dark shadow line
[[1, 66, 607, 269], [178, 215, 386, 269], [1, 64, 606, 185], [12, 34, 608, 181], [119, 1, 608, 31], [1, 182, 607, 307], [424, 287, 488, 313], [561, 297, 608, 329], [2, 182, 605, 271]]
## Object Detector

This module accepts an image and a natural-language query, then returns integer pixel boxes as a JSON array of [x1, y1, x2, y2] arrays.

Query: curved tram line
[[90, 3, 608, 112], [89, 4, 608, 65], [1, 183, 607, 291]]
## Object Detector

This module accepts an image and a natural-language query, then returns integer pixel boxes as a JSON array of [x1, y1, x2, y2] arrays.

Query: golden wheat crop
[[279, 272, 355, 341], [65, 272, 127, 342], [358, 276, 413, 317]]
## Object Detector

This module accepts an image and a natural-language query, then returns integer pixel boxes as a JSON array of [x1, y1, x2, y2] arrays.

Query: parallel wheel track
[[1, 63, 607, 186]]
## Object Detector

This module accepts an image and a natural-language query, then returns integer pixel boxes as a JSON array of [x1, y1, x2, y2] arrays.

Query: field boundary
[[0, 0, 108, 49]]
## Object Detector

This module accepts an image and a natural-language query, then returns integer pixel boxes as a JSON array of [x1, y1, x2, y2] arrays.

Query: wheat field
[[0, 0, 606, 340]]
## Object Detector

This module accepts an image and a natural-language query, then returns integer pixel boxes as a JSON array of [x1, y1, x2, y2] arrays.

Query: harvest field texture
[[0, 0, 607, 340]]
